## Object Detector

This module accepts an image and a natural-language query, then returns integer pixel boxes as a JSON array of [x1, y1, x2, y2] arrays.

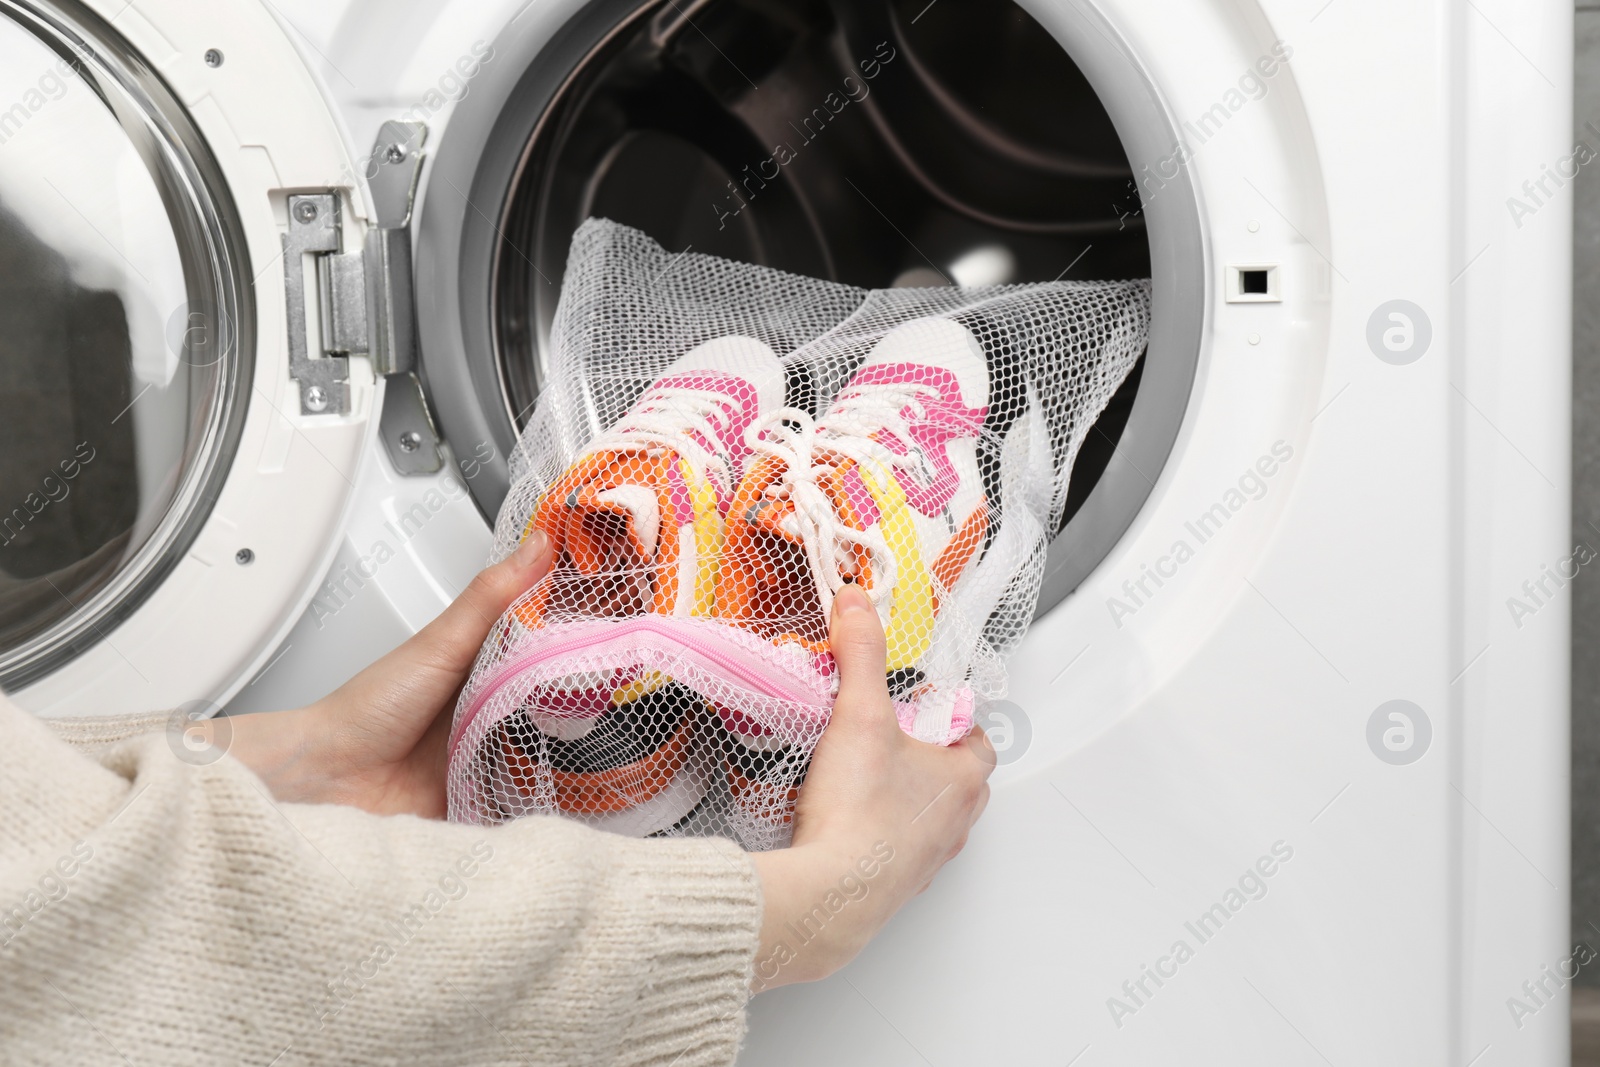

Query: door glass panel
[[0, 1, 250, 688]]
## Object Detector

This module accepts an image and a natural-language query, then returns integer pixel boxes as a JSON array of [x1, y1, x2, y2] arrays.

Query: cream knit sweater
[[0, 694, 761, 1066]]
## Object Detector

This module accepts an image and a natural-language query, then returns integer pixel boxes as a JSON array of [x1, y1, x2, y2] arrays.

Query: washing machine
[[0, 0, 1571, 1062]]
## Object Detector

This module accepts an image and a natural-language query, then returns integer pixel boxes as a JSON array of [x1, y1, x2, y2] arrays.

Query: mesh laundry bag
[[446, 218, 1150, 850]]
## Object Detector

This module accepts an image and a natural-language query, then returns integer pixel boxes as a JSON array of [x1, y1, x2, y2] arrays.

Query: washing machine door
[[0, 0, 381, 716]]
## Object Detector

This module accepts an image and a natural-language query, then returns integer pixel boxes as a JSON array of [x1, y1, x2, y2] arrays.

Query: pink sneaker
[[717, 317, 991, 746]]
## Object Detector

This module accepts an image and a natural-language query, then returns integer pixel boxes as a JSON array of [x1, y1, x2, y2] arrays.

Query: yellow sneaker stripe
[[857, 463, 935, 671], [686, 460, 723, 617]]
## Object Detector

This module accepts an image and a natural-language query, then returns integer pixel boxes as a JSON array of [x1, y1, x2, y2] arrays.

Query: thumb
[[315, 529, 556, 759], [404, 530, 554, 680], [827, 583, 893, 731]]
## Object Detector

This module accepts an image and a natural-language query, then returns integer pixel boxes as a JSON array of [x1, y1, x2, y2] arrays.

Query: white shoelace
[[746, 382, 940, 620], [587, 387, 739, 491]]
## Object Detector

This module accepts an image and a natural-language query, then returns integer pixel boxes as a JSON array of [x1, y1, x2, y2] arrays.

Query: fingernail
[[834, 583, 872, 615], [513, 530, 550, 568]]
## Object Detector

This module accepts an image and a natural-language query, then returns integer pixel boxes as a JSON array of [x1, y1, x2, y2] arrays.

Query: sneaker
[[716, 316, 992, 687], [493, 336, 784, 820], [724, 730, 810, 829], [495, 675, 700, 817], [514, 335, 786, 625]]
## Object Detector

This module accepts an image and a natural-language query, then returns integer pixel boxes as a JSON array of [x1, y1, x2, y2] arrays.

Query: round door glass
[[0, 0, 251, 689]]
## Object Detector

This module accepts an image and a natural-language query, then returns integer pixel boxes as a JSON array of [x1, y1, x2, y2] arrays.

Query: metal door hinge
[[368, 120, 444, 475], [283, 121, 437, 472]]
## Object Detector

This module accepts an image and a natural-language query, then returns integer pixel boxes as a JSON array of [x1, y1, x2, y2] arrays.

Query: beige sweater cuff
[[43, 708, 172, 749], [1, 699, 761, 1066]]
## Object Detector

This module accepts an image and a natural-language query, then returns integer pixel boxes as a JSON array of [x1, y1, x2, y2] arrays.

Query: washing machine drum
[[420, 0, 1194, 614], [497, 0, 1152, 384]]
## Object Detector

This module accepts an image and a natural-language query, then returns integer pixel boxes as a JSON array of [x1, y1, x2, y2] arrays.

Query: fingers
[[406, 531, 554, 676], [308, 531, 555, 772], [827, 583, 892, 730]]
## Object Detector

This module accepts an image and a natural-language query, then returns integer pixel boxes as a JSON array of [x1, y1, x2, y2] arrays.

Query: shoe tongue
[[593, 484, 661, 558], [743, 496, 799, 543], [746, 460, 873, 546]]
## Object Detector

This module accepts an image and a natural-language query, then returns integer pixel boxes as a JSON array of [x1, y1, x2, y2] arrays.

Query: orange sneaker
[[495, 676, 699, 816], [515, 335, 786, 626], [493, 336, 784, 820]]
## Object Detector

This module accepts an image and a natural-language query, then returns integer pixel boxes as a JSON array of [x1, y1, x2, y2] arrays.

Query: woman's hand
[[749, 583, 996, 991], [212, 530, 989, 979], [208, 532, 554, 816]]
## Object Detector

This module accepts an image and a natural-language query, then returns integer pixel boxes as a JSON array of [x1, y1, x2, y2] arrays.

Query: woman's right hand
[[749, 583, 996, 991]]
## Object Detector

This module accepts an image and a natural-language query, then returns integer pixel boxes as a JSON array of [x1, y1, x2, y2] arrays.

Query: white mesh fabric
[[447, 218, 1151, 849]]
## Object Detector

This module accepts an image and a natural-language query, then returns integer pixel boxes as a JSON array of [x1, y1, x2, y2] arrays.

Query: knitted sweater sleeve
[[0, 696, 761, 1066]]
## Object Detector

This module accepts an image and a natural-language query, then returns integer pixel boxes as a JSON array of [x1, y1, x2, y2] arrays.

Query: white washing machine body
[[2, 0, 1570, 1063]]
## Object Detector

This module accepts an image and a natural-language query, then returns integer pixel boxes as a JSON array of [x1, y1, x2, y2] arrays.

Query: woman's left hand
[[208, 532, 554, 816]]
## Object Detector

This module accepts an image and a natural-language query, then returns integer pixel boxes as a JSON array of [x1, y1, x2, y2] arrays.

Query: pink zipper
[[449, 616, 831, 757]]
